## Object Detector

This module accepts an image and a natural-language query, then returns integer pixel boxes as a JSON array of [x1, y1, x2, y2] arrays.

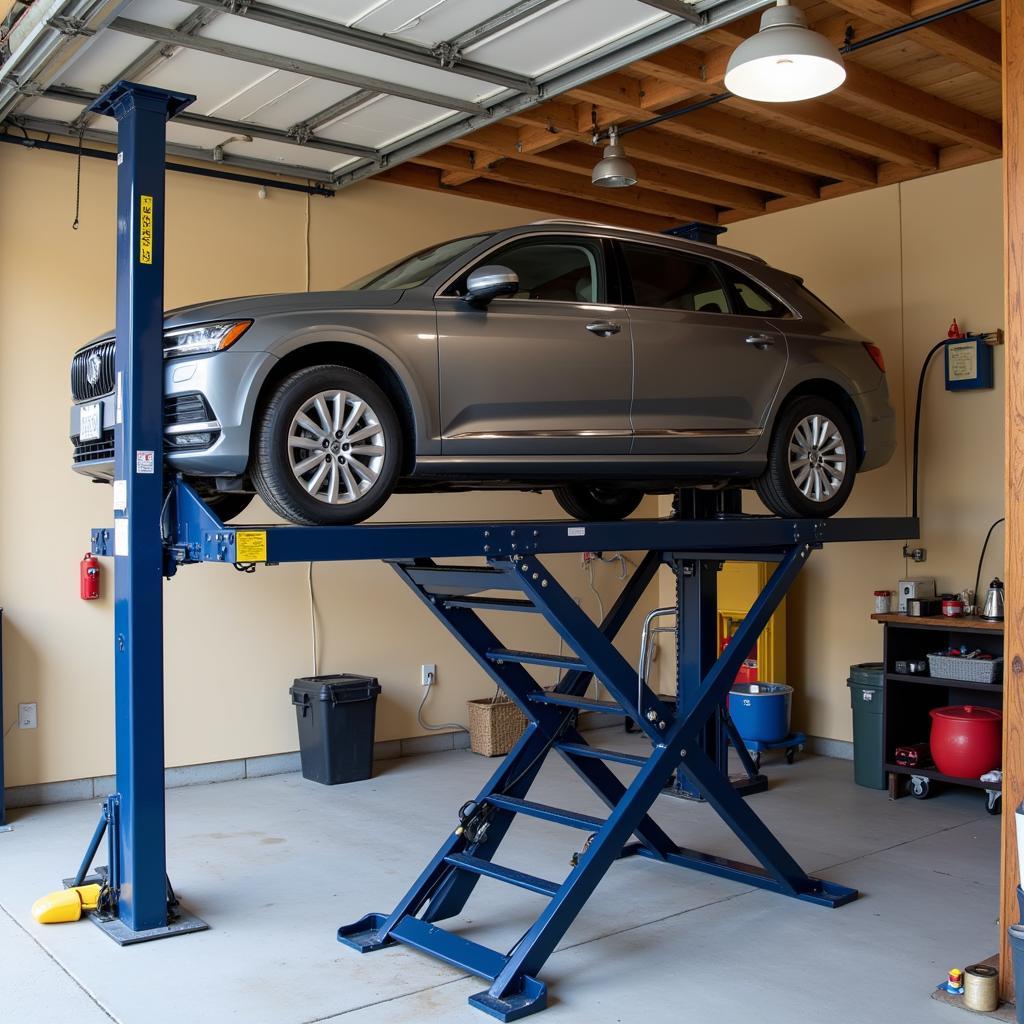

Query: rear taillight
[[863, 342, 886, 373]]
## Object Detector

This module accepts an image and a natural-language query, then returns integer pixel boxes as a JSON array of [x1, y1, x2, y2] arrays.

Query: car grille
[[71, 339, 115, 401], [72, 428, 115, 465], [164, 392, 213, 426]]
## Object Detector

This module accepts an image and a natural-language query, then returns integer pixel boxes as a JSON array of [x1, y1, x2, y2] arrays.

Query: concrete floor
[[0, 729, 1000, 1024]]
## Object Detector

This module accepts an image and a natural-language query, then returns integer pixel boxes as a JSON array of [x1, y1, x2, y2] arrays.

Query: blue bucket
[[729, 683, 793, 743]]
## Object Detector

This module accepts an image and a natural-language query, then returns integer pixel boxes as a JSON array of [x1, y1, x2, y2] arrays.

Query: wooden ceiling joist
[[829, 0, 1001, 79], [381, 0, 1001, 232], [380, 162, 676, 233]]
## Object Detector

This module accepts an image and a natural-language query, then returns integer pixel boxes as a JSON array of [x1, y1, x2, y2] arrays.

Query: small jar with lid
[[873, 590, 892, 614]]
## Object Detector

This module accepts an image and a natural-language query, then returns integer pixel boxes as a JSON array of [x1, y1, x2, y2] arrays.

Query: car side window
[[620, 243, 729, 313], [719, 263, 794, 318], [447, 237, 605, 303]]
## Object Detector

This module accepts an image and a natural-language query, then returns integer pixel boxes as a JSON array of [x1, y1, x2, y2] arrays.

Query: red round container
[[929, 705, 1002, 779]]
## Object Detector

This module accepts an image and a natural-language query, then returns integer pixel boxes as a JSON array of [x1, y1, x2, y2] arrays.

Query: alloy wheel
[[287, 389, 386, 505], [787, 413, 846, 503]]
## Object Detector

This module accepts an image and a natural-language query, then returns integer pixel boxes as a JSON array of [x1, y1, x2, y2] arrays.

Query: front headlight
[[163, 319, 252, 358]]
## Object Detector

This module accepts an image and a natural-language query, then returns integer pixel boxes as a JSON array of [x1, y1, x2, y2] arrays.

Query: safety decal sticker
[[567, 526, 586, 537], [236, 530, 268, 563], [139, 194, 154, 265], [136, 450, 155, 474]]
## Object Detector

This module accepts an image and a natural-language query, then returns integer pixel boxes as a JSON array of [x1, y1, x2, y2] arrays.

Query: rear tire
[[553, 484, 643, 521], [251, 364, 402, 525], [755, 396, 856, 518]]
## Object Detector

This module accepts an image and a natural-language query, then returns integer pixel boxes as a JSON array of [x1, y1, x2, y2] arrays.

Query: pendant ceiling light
[[724, 0, 846, 103], [591, 126, 637, 188]]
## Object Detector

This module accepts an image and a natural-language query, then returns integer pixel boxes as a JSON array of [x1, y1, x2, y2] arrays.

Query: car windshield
[[348, 233, 494, 291]]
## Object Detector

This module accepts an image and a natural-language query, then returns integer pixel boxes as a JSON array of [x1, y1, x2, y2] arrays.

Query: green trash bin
[[848, 662, 886, 790]]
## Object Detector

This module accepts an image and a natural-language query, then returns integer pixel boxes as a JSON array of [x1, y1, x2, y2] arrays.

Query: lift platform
[[79, 77, 917, 1020], [91, 480, 914, 1015]]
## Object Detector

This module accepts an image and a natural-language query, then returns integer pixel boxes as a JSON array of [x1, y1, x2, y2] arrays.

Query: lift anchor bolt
[[645, 710, 658, 722]]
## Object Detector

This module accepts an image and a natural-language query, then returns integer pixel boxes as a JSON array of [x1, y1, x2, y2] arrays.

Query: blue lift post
[[75, 81, 208, 944], [77, 76, 920, 1003]]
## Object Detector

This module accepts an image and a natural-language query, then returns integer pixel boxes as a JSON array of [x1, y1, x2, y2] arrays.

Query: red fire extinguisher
[[80, 552, 100, 601]]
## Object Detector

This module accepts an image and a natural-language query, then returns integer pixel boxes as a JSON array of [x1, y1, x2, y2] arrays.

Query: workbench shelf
[[884, 764, 1000, 791], [885, 671, 1003, 694], [873, 614, 1004, 806]]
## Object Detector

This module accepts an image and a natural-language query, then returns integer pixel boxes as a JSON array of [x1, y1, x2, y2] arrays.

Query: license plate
[[80, 402, 102, 442]]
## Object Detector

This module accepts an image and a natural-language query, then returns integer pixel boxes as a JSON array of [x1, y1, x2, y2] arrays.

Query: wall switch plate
[[18, 703, 37, 729], [422, 663, 436, 687]]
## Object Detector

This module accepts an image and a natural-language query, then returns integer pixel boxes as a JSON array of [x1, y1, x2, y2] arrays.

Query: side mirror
[[464, 265, 519, 307]]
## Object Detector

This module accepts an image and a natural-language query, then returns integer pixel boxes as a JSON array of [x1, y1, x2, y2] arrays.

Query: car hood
[[162, 288, 405, 328], [76, 289, 406, 349]]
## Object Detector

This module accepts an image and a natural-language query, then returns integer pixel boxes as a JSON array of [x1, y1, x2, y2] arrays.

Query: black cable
[[974, 518, 1005, 609], [911, 339, 947, 521]]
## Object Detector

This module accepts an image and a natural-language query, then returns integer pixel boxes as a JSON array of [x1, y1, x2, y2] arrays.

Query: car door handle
[[745, 333, 775, 349], [586, 320, 621, 336]]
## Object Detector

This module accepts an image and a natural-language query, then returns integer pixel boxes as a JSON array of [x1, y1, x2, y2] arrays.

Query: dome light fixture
[[591, 126, 637, 188], [724, 0, 846, 103]]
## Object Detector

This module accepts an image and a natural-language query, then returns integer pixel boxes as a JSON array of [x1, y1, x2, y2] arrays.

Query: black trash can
[[1009, 925, 1024, 1023], [847, 662, 886, 790], [290, 674, 381, 785]]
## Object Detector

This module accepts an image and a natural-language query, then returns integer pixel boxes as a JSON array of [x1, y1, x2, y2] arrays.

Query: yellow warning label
[[236, 530, 268, 563], [139, 194, 154, 265]]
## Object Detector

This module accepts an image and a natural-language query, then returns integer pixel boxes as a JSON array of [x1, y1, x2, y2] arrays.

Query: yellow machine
[[31, 883, 102, 924], [717, 561, 787, 682]]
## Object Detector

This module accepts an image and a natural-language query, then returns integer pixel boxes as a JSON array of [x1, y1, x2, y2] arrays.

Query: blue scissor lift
[[78, 79, 917, 1018]]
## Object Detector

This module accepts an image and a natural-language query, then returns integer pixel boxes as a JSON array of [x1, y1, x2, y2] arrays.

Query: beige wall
[[653, 159, 1005, 743], [0, 144, 654, 787], [0, 147, 1006, 786]]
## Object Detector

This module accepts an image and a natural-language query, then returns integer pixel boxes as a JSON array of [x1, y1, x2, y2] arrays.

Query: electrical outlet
[[18, 703, 37, 729], [422, 663, 436, 687]]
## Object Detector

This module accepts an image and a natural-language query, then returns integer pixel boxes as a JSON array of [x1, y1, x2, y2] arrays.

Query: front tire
[[755, 396, 856, 518], [553, 484, 643, 521], [251, 365, 402, 525]]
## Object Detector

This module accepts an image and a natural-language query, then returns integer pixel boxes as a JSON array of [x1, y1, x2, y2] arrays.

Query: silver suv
[[70, 221, 895, 525]]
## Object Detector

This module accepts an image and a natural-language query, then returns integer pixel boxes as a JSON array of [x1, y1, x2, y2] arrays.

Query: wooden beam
[[688, 14, 1002, 155], [522, 141, 767, 211], [830, 0, 1001, 79], [572, 72, 879, 184], [378, 163, 675, 233], [654, 105, 879, 184], [724, 95, 938, 169], [470, 158, 720, 223], [453, 122, 822, 198], [505, 100, 580, 134], [1002, 0, 1023, 1005], [839, 62, 1002, 154]]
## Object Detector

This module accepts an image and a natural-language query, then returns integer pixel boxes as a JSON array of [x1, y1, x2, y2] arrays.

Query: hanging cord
[[911, 339, 947, 521], [72, 127, 84, 230], [973, 518, 1005, 608], [308, 562, 319, 676], [417, 668, 467, 732]]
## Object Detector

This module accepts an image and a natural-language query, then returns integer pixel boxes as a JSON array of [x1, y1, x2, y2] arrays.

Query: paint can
[[963, 963, 998, 1012]]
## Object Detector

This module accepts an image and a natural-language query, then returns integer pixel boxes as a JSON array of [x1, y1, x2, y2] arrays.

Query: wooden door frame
[[1000, 0, 1022, 1003]]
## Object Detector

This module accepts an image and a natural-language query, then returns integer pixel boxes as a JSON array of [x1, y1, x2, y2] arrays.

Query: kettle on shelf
[[981, 578, 1005, 622]]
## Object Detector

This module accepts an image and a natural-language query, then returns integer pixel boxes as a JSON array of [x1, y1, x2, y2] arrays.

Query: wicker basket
[[467, 694, 528, 756], [926, 653, 1003, 685]]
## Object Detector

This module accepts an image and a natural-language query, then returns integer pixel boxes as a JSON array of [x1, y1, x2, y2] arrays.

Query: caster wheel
[[986, 791, 1002, 816], [625, 718, 638, 734], [785, 747, 797, 765], [908, 776, 931, 799]]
